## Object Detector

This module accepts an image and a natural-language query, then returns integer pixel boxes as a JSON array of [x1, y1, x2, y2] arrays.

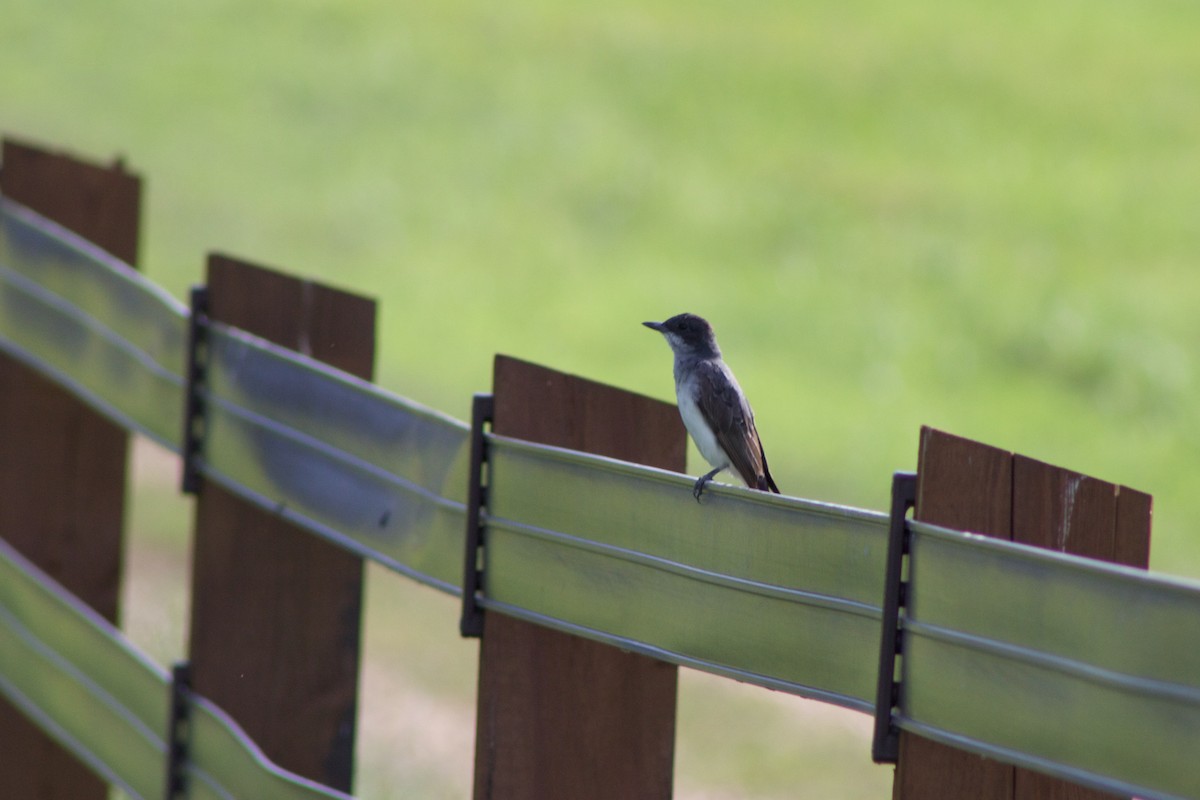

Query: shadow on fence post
[[892, 426, 1152, 800], [471, 355, 687, 800], [0, 137, 141, 800], [185, 255, 375, 792]]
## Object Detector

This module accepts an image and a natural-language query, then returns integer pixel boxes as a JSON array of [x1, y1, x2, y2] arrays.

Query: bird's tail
[[758, 448, 781, 494]]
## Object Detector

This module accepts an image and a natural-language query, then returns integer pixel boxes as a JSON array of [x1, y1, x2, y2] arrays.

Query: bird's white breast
[[676, 385, 729, 470]]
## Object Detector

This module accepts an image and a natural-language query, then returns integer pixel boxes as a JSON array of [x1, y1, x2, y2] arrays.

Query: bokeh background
[[4, 1, 1198, 797]]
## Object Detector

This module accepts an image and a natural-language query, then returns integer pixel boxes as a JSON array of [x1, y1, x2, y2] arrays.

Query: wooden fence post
[[472, 355, 687, 800], [892, 426, 1152, 800], [0, 137, 141, 799], [186, 255, 375, 791]]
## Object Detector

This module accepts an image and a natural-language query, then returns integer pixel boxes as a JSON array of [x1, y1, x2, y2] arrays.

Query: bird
[[643, 313, 780, 501]]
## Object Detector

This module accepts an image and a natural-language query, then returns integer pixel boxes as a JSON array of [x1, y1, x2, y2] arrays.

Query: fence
[[1, 136, 1198, 800]]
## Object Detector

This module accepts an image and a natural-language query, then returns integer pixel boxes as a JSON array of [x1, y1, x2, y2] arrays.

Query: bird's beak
[[642, 321, 665, 332]]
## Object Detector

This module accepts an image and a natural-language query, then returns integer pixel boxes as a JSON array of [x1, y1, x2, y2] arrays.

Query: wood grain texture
[[187, 254, 374, 791], [1013, 457, 1117, 561], [206, 253, 376, 378], [914, 427, 1013, 540], [491, 355, 688, 470], [0, 137, 140, 800], [1114, 487, 1152, 569], [2, 137, 141, 264], [472, 355, 686, 800]]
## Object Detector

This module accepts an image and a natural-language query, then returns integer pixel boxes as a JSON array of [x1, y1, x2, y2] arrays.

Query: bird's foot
[[692, 469, 721, 503]]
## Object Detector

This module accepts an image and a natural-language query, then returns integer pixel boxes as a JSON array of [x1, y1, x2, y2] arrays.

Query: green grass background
[[4, 0, 1199, 797]]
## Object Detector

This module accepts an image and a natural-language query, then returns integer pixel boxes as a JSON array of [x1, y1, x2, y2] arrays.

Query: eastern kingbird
[[644, 313, 780, 501]]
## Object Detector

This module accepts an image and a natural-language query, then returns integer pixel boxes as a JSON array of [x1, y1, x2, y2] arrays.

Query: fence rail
[[200, 319, 472, 593], [0, 197, 185, 448], [483, 433, 889, 710], [3, 160, 1200, 800], [900, 519, 1200, 799], [0, 536, 349, 800]]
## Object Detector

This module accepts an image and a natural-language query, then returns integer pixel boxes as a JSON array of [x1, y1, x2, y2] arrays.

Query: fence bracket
[[873, 471, 917, 764], [164, 661, 192, 800], [180, 286, 210, 495], [460, 393, 494, 638]]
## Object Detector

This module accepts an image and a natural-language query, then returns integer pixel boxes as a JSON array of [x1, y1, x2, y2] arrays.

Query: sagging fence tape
[[0, 536, 352, 800], [4, 194, 1200, 799]]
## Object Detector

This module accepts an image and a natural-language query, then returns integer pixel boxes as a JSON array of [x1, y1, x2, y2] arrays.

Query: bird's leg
[[693, 467, 723, 502]]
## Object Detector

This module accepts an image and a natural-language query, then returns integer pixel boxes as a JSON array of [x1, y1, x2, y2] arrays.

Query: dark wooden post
[[186, 255, 374, 791], [892, 426, 1152, 800], [0, 137, 141, 799], [472, 355, 687, 800]]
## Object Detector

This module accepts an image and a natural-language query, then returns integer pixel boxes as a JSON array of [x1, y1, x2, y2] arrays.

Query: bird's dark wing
[[693, 361, 778, 493]]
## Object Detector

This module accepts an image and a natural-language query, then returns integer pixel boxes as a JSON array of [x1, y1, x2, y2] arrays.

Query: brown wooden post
[[186, 255, 374, 791], [893, 426, 1151, 800], [0, 138, 141, 799], [472, 355, 686, 800]]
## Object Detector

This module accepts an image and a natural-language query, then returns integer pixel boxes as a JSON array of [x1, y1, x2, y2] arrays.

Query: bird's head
[[642, 313, 720, 359]]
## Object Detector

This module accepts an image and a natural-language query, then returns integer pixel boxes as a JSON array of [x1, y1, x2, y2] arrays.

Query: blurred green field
[[5, 0, 1199, 797]]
